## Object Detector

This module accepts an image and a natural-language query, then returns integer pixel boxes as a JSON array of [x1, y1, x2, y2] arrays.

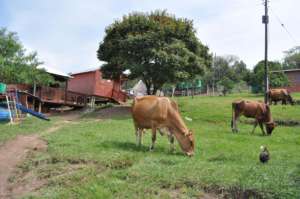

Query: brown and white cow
[[231, 100, 275, 135], [131, 96, 195, 156], [268, 88, 294, 105]]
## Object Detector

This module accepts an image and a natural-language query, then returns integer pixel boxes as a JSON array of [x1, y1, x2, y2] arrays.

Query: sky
[[0, 0, 299, 73]]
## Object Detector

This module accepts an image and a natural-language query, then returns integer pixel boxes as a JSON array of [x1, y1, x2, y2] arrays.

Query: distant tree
[[203, 55, 250, 95], [250, 60, 289, 93], [97, 10, 212, 94], [218, 77, 234, 95], [232, 60, 251, 83], [283, 46, 300, 69], [0, 28, 53, 85]]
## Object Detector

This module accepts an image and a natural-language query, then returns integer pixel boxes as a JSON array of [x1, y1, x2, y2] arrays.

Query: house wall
[[68, 72, 96, 95], [67, 70, 126, 102], [286, 71, 300, 92], [93, 70, 114, 97]]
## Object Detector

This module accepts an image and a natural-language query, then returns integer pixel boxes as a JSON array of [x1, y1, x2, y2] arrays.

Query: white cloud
[[2, 0, 299, 72]]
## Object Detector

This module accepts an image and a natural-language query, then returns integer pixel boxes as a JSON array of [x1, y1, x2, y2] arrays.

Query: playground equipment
[[0, 83, 50, 123]]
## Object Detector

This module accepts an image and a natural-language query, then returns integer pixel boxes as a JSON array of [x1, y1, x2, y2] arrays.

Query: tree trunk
[[146, 84, 151, 95], [171, 86, 175, 97], [152, 86, 158, 95]]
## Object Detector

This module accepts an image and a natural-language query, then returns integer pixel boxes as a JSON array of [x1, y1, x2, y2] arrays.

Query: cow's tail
[[231, 103, 235, 129]]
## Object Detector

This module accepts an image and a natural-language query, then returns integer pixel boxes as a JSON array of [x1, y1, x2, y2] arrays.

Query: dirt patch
[[202, 185, 266, 199], [241, 119, 300, 127], [87, 105, 131, 119], [105, 159, 134, 170], [48, 108, 84, 122], [8, 170, 46, 199], [274, 120, 300, 126], [0, 135, 47, 198], [0, 111, 81, 199]]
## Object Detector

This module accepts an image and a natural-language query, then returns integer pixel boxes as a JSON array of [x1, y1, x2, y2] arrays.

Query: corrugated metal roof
[[70, 67, 99, 75], [37, 65, 72, 78], [271, 68, 300, 73]]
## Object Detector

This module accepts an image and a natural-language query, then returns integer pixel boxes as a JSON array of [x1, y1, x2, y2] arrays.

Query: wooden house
[[68, 69, 127, 104], [6, 66, 89, 112]]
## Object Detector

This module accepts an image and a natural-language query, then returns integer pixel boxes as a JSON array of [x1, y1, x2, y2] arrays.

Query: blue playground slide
[[16, 103, 50, 121]]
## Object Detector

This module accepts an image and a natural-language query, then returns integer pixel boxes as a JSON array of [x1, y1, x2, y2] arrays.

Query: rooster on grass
[[259, 146, 270, 163]]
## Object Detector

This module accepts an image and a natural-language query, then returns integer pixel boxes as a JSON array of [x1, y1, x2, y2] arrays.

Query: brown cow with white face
[[268, 88, 294, 105], [231, 100, 275, 135], [132, 96, 195, 156]]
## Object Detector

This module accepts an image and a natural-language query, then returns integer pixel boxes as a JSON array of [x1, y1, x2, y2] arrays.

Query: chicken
[[259, 146, 270, 163]]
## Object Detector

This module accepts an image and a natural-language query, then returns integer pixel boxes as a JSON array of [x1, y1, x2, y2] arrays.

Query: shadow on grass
[[100, 140, 184, 156], [231, 131, 270, 137]]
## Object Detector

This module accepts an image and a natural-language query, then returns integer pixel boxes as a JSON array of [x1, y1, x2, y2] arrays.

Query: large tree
[[250, 60, 289, 93], [0, 28, 53, 85], [97, 10, 211, 94]]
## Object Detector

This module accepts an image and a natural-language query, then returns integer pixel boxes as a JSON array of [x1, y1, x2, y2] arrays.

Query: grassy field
[[1, 93, 300, 198]]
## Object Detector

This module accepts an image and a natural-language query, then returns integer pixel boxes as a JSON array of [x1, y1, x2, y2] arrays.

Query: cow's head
[[181, 130, 195, 156], [266, 122, 276, 135], [287, 95, 294, 105]]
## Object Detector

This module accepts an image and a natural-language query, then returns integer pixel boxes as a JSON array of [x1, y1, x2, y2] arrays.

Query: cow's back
[[270, 89, 288, 100], [132, 96, 172, 129], [233, 100, 265, 118]]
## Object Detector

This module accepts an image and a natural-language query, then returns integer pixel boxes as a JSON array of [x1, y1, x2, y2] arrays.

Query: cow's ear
[[186, 129, 193, 136]]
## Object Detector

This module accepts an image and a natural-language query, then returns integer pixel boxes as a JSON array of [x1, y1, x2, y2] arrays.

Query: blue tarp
[[0, 107, 10, 121]]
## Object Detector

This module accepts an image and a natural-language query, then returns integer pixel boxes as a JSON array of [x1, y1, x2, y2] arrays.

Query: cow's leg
[[168, 133, 175, 152], [150, 126, 157, 151], [259, 122, 266, 136], [137, 128, 143, 147], [251, 120, 258, 134], [232, 112, 240, 133], [134, 124, 140, 146]]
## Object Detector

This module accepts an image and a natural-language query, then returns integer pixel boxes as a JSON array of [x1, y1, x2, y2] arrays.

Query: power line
[[269, 7, 298, 44]]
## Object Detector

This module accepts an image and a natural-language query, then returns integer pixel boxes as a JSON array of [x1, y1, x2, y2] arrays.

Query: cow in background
[[231, 100, 275, 135], [132, 96, 195, 156], [268, 88, 294, 105]]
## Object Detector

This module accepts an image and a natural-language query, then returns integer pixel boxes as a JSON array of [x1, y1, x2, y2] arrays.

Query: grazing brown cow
[[132, 96, 195, 156], [268, 88, 294, 105], [231, 100, 275, 135]]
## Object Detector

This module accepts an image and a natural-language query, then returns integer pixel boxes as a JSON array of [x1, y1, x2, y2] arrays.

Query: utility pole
[[212, 53, 215, 96], [262, 0, 269, 103]]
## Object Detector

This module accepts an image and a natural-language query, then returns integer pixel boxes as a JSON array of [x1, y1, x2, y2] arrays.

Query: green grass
[[0, 117, 54, 145], [1, 93, 300, 198]]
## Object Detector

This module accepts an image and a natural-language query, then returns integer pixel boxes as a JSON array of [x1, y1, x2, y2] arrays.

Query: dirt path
[[0, 112, 81, 199], [0, 135, 47, 198]]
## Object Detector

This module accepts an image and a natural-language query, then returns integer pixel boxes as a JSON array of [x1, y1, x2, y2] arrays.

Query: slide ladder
[[5, 91, 20, 123]]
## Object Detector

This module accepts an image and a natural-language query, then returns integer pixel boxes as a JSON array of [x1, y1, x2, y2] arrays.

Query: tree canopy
[[250, 60, 289, 93], [283, 46, 300, 69], [0, 28, 53, 85], [97, 10, 212, 94]]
